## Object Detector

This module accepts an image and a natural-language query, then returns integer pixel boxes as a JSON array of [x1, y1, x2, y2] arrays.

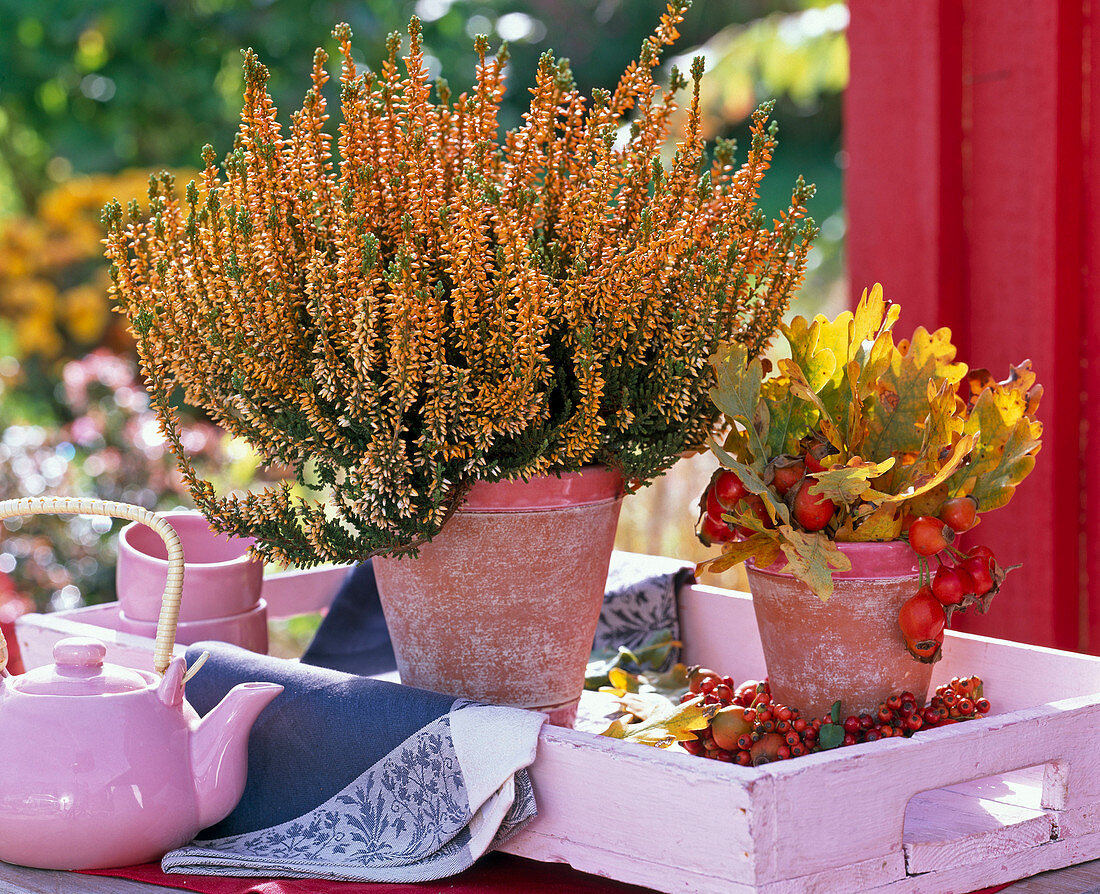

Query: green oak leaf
[[778, 358, 844, 451], [863, 325, 968, 459], [761, 378, 818, 459]]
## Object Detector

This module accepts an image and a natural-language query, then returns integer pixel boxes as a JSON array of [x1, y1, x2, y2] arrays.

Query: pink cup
[[116, 511, 265, 648], [117, 600, 269, 653]]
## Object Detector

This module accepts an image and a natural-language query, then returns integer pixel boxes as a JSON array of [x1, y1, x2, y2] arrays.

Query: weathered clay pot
[[747, 541, 931, 719], [372, 466, 624, 726]]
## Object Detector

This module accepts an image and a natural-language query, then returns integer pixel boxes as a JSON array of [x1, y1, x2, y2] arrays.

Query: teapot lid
[[11, 637, 152, 696]]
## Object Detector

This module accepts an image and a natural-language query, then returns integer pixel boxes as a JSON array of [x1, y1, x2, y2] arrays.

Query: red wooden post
[[1085, 1, 1100, 656], [847, 1, 1089, 651]]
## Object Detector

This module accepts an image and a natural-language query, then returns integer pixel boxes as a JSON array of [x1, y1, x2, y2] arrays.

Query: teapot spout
[[191, 682, 282, 829]]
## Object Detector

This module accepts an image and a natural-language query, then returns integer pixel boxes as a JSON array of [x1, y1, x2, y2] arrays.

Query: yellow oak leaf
[[776, 525, 853, 601], [780, 314, 837, 393], [697, 532, 783, 575], [850, 284, 901, 349], [871, 433, 978, 505], [836, 500, 905, 542], [600, 695, 718, 748], [807, 456, 895, 505], [951, 379, 1043, 511]]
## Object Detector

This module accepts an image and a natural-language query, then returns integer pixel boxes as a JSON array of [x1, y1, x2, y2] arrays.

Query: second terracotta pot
[[372, 466, 624, 726], [747, 541, 931, 719]]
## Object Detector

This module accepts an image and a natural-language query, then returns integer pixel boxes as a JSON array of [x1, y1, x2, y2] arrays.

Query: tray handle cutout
[[903, 763, 1064, 875]]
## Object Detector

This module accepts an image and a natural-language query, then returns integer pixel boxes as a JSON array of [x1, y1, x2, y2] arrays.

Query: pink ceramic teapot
[[0, 497, 283, 870]]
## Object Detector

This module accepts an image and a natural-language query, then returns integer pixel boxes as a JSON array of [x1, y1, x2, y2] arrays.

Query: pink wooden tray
[[16, 568, 1100, 893]]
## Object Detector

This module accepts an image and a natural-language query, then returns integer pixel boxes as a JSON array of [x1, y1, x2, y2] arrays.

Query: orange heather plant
[[102, 3, 816, 567]]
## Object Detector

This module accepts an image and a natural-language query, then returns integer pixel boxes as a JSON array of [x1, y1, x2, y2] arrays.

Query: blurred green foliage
[[0, 0, 845, 217]]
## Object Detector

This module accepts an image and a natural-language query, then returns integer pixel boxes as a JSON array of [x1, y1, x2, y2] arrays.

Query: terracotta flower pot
[[372, 466, 624, 726], [746, 541, 932, 719]]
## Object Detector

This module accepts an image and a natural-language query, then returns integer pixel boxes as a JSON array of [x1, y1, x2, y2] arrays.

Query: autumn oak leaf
[[951, 378, 1043, 511], [708, 438, 790, 526], [862, 325, 968, 460], [710, 343, 769, 473], [600, 695, 718, 748], [777, 526, 853, 601], [697, 532, 782, 576], [807, 456, 895, 504], [835, 500, 905, 543]]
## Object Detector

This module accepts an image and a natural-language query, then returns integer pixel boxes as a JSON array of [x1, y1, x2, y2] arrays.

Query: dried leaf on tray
[[600, 695, 718, 748]]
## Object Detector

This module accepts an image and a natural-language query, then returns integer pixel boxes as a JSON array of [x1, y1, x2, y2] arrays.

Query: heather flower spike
[[104, 5, 816, 567]]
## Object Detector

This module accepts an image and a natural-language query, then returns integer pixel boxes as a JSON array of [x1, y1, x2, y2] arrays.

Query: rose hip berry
[[713, 470, 748, 509], [804, 440, 838, 473], [908, 516, 952, 556], [939, 495, 978, 533], [899, 586, 946, 660], [932, 564, 973, 607], [734, 494, 774, 536], [767, 456, 806, 497], [792, 479, 837, 532], [698, 511, 735, 546], [962, 554, 995, 595]]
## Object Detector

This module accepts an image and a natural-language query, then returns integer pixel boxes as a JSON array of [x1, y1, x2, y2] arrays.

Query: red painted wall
[[847, 1, 1091, 651]]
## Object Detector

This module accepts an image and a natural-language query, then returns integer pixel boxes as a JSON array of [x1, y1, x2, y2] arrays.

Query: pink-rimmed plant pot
[[747, 541, 929, 719], [372, 466, 624, 727]]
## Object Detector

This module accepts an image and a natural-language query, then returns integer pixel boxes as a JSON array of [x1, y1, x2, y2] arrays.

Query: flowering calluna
[[103, 3, 816, 567]]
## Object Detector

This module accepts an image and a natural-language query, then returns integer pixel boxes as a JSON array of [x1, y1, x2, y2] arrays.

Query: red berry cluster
[[698, 470, 771, 545], [899, 506, 1011, 663], [680, 668, 991, 766], [929, 676, 991, 722], [697, 439, 840, 545]]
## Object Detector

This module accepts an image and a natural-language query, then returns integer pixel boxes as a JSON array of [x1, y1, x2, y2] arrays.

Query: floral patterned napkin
[[596, 551, 694, 669], [161, 644, 543, 883]]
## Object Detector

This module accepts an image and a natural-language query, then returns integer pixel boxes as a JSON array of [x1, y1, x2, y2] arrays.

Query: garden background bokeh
[[0, 0, 847, 613]]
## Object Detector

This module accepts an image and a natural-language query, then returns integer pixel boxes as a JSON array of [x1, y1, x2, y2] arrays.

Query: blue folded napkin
[[161, 644, 544, 883], [301, 550, 694, 677]]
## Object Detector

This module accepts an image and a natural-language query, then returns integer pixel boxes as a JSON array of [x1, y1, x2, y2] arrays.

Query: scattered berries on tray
[[679, 669, 990, 766]]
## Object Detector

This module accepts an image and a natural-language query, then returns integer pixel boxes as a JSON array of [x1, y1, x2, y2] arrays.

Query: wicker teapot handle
[[0, 497, 184, 675]]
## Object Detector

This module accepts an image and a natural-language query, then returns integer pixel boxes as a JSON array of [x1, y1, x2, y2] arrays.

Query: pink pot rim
[[747, 539, 920, 580], [460, 465, 624, 512]]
